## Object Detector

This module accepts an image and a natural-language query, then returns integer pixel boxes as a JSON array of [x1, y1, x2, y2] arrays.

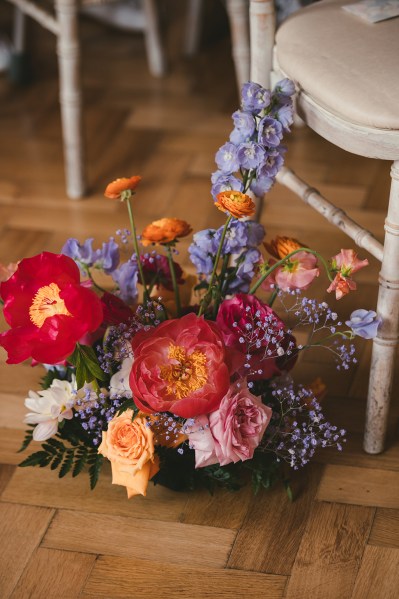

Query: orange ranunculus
[[98, 410, 159, 498], [264, 236, 304, 260], [104, 176, 142, 200], [215, 191, 255, 219], [141, 218, 192, 246]]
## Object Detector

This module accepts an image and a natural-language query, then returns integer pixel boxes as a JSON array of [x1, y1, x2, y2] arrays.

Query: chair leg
[[364, 160, 399, 454], [225, 0, 250, 94], [142, 0, 166, 77], [55, 0, 86, 199], [183, 0, 203, 57]]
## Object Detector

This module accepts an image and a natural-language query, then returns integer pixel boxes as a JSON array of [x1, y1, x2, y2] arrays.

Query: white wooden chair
[[248, 0, 399, 454], [6, 0, 165, 199]]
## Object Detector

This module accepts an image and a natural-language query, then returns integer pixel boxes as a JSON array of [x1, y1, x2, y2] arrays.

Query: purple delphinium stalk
[[188, 229, 218, 276], [273, 78, 296, 98], [258, 149, 285, 178], [258, 116, 284, 147], [211, 171, 243, 200], [111, 258, 139, 304], [228, 248, 261, 293], [345, 309, 381, 340], [237, 142, 266, 170], [231, 109, 256, 139]]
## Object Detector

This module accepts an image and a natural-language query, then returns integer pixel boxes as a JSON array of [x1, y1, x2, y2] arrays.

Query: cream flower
[[24, 377, 77, 441], [109, 356, 133, 399]]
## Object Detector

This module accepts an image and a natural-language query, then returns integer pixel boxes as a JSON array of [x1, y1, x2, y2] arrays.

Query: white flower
[[24, 377, 77, 441], [110, 356, 134, 399]]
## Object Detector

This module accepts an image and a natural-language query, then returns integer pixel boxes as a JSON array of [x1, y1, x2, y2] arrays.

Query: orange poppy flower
[[215, 190, 255, 219], [104, 176, 142, 200], [264, 236, 304, 259], [141, 218, 192, 246]]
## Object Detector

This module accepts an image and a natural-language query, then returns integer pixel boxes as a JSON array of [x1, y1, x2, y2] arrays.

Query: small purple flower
[[237, 142, 266, 170], [257, 149, 284, 178], [62, 237, 96, 271], [211, 171, 243, 200], [250, 173, 274, 197], [273, 78, 296, 97], [94, 238, 120, 274], [246, 221, 265, 247], [275, 103, 294, 132], [111, 258, 139, 304], [241, 82, 271, 113], [345, 309, 381, 339], [232, 110, 256, 138], [215, 142, 240, 174], [188, 229, 219, 276], [258, 117, 283, 147], [215, 221, 249, 254], [228, 248, 261, 293]]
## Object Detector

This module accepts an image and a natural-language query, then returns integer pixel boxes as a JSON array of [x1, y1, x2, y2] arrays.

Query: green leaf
[[69, 344, 106, 388], [72, 448, 88, 477], [17, 428, 34, 453], [88, 453, 104, 490], [19, 451, 50, 468], [59, 450, 74, 478], [50, 455, 63, 470]]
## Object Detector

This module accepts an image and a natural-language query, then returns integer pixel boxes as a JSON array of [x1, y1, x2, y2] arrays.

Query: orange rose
[[141, 218, 192, 246], [264, 236, 304, 259], [98, 410, 159, 498], [104, 176, 142, 200], [215, 191, 255, 219]]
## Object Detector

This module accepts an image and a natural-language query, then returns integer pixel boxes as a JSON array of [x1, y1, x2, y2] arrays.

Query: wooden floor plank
[[42, 510, 236, 568], [369, 508, 399, 549], [181, 485, 252, 530], [2, 466, 189, 522], [0, 464, 15, 496], [284, 502, 374, 599], [81, 555, 287, 599], [10, 548, 96, 599], [0, 503, 54, 598], [228, 465, 322, 574], [317, 465, 399, 508], [351, 545, 399, 599]]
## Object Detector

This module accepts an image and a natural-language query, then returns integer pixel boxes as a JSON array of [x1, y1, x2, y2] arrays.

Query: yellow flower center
[[160, 344, 207, 399], [29, 282, 71, 328]]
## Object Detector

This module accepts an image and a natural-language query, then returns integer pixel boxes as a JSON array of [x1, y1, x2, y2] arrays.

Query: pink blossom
[[327, 272, 357, 300], [185, 383, 272, 468], [327, 249, 368, 300], [274, 251, 319, 291]]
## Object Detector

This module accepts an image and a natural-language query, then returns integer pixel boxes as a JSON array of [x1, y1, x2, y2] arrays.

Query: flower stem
[[166, 245, 182, 317], [125, 197, 150, 304], [249, 248, 333, 295], [212, 253, 230, 319], [198, 214, 232, 317]]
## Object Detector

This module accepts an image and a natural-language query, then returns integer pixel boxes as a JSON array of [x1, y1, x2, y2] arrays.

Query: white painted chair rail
[[246, 0, 399, 454]]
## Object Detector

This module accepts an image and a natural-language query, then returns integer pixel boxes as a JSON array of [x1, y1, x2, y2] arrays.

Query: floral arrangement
[[0, 81, 380, 498]]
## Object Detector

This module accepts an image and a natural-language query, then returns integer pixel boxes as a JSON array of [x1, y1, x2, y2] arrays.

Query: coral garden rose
[[215, 190, 255, 219], [0, 252, 103, 364], [104, 176, 142, 199], [129, 312, 238, 418], [185, 382, 272, 467], [98, 410, 159, 498], [141, 218, 192, 247], [216, 293, 296, 380]]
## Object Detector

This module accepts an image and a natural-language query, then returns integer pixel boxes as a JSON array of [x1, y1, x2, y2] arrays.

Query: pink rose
[[216, 293, 296, 380], [129, 313, 240, 418], [185, 382, 272, 467]]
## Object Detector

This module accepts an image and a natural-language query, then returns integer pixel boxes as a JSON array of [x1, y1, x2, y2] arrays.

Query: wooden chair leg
[[364, 160, 399, 454], [55, 0, 86, 199], [249, 0, 275, 88], [183, 0, 203, 57]]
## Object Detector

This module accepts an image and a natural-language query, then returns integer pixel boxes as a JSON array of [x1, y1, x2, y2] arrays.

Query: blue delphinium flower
[[111, 258, 139, 304], [62, 237, 96, 271], [94, 238, 120, 274], [345, 309, 381, 339], [232, 109, 256, 139], [228, 248, 261, 293], [241, 82, 271, 113], [188, 229, 218, 275], [214, 220, 249, 255], [274, 103, 294, 132], [211, 171, 243, 200], [246, 221, 265, 247], [250, 173, 274, 197], [237, 142, 266, 170], [215, 142, 240, 173], [257, 149, 285, 179], [258, 116, 284, 147], [274, 78, 296, 98]]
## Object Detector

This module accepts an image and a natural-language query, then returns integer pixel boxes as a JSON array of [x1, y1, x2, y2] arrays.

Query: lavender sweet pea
[[346, 309, 381, 339], [62, 237, 96, 271], [111, 258, 139, 304], [94, 238, 120, 274]]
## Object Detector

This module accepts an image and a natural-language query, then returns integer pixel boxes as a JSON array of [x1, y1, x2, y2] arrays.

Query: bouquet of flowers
[[0, 80, 380, 499]]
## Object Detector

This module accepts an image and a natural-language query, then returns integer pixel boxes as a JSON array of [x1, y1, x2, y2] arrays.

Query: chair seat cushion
[[276, 0, 399, 130]]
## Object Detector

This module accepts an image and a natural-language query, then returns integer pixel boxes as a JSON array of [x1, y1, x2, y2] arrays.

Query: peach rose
[[214, 191, 255, 219], [141, 218, 192, 246], [98, 410, 159, 498], [104, 176, 142, 200]]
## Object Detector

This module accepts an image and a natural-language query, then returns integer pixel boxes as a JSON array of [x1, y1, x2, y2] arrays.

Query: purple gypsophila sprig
[[74, 384, 123, 446], [211, 78, 294, 201], [260, 377, 346, 469]]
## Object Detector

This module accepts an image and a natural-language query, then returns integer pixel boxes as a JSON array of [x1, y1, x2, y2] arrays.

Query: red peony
[[129, 313, 239, 418], [0, 252, 103, 364], [216, 293, 296, 380]]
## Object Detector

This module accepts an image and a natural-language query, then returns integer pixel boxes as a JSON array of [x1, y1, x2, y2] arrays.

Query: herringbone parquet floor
[[0, 2, 398, 598]]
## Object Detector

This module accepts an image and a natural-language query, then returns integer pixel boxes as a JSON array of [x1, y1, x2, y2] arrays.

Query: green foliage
[[116, 398, 139, 418], [17, 427, 34, 453], [69, 343, 107, 388], [19, 436, 103, 489], [200, 464, 242, 493], [244, 454, 282, 495]]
